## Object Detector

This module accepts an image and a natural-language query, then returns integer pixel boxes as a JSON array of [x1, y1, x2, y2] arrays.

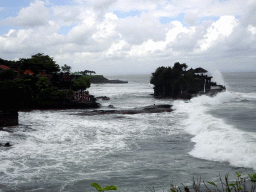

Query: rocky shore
[[74, 104, 172, 116], [89, 76, 128, 84]]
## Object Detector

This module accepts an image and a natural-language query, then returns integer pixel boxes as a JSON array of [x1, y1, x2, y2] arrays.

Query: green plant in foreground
[[167, 172, 256, 192], [91, 183, 118, 192]]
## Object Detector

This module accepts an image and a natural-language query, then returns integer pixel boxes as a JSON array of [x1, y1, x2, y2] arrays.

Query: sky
[[0, 0, 256, 75]]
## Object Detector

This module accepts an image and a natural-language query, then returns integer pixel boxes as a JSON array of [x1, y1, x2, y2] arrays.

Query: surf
[[172, 91, 256, 170]]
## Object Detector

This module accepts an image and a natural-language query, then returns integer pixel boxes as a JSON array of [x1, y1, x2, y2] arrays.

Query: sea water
[[0, 72, 256, 192]]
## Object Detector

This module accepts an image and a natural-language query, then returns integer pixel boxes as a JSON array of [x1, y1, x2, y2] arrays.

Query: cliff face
[[0, 111, 18, 127], [0, 85, 19, 127]]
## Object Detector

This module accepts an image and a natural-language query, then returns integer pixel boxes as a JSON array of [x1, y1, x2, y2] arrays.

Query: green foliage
[[150, 62, 194, 98], [38, 87, 67, 100], [88, 75, 104, 79], [248, 173, 256, 183], [91, 183, 118, 192], [168, 172, 256, 192], [80, 70, 96, 75], [61, 64, 71, 73], [66, 89, 74, 99], [72, 75, 91, 91], [35, 76, 51, 90], [0, 69, 17, 81], [18, 53, 60, 74], [0, 54, 79, 109]]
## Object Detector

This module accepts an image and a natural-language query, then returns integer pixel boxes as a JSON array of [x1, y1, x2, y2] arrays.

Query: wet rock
[[75, 104, 172, 116], [0, 142, 12, 147], [4, 142, 11, 147], [96, 96, 110, 100]]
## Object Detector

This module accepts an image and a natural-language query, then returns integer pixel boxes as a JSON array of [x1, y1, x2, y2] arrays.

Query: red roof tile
[[23, 69, 34, 75], [0, 65, 10, 70]]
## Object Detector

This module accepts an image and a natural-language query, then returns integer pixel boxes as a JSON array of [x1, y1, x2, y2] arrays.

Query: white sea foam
[[173, 92, 256, 170], [235, 92, 256, 100]]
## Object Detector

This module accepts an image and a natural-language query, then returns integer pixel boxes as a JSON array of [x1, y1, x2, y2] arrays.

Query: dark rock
[[75, 104, 172, 116], [96, 96, 110, 100], [4, 142, 11, 147], [90, 76, 128, 84]]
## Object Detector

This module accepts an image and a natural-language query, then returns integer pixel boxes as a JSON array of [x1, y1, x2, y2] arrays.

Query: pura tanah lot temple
[[186, 67, 226, 97]]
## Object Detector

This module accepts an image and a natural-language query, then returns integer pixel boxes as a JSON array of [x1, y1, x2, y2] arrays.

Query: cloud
[[0, 0, 49, 27], [0, 0, 256, 74], [240, 0, 256, 27], [116, 12, 168, 45], [184, 13, 198, 26], [74, 0, 118, 20], [195, 16, 239, 53], [52, 5, 83, 24]]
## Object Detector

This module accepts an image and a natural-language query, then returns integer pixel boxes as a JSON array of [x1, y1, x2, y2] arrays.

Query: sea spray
[[210, 70, 226, 87]]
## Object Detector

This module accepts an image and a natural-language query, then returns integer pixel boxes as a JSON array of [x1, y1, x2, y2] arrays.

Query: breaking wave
[[172, 91, 256, 170]]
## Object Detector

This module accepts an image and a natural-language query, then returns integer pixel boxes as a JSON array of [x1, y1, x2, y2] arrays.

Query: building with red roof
[[23, 69, 34, 75], [0, 65, 10, 71]]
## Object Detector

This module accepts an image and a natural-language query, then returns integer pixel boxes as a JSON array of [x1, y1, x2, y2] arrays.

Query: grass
[[149, 172, 256, 192], [91, 172, 256, 192]]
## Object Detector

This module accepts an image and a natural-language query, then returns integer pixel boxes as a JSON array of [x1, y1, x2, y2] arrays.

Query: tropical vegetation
[[0, 53, 92, 110], [150, 62, 205, 99]]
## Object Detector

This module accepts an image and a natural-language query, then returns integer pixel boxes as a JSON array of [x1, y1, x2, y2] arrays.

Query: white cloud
[[248, 25, 256, 35], [195, 16, 239, 52], [106, 40, 130, 57], [0, 0, 49, 27], [116, 12, 167, 45], [0, 0, 256, 74], [92, 13, 118, 42]]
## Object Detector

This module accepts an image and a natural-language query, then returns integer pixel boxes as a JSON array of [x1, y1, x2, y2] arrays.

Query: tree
[[0, 69, 17, 81], [18, 53, 60, 74], [150, 62, 200, 98], [80, 70, 96, 75], [72, 76, 91, 91], [61, 64, 71, 73]]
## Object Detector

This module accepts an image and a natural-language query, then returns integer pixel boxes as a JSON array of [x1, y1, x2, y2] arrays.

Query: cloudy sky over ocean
[[0, 0, 256, 74]]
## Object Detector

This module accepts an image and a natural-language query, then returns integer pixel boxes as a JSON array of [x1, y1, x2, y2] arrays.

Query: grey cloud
[[116, 14, 168, 45], [240, 0, 256, 27], [53, 6, 82, 23], [183, 12, 198, 26], [89, 0, 118, 20], [170, 20, 213, 52]]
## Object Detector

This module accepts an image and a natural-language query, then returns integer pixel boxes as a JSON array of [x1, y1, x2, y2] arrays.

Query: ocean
[[0, 72, 256, 192]]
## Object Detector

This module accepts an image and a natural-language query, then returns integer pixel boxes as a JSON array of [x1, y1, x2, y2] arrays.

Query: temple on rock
[[150, 63, 226, 99]]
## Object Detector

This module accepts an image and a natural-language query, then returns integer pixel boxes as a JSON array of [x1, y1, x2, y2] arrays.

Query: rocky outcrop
[[89, 76, 128, 84], [0, 142, 12, 147], [75, 104, 172, 116]]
